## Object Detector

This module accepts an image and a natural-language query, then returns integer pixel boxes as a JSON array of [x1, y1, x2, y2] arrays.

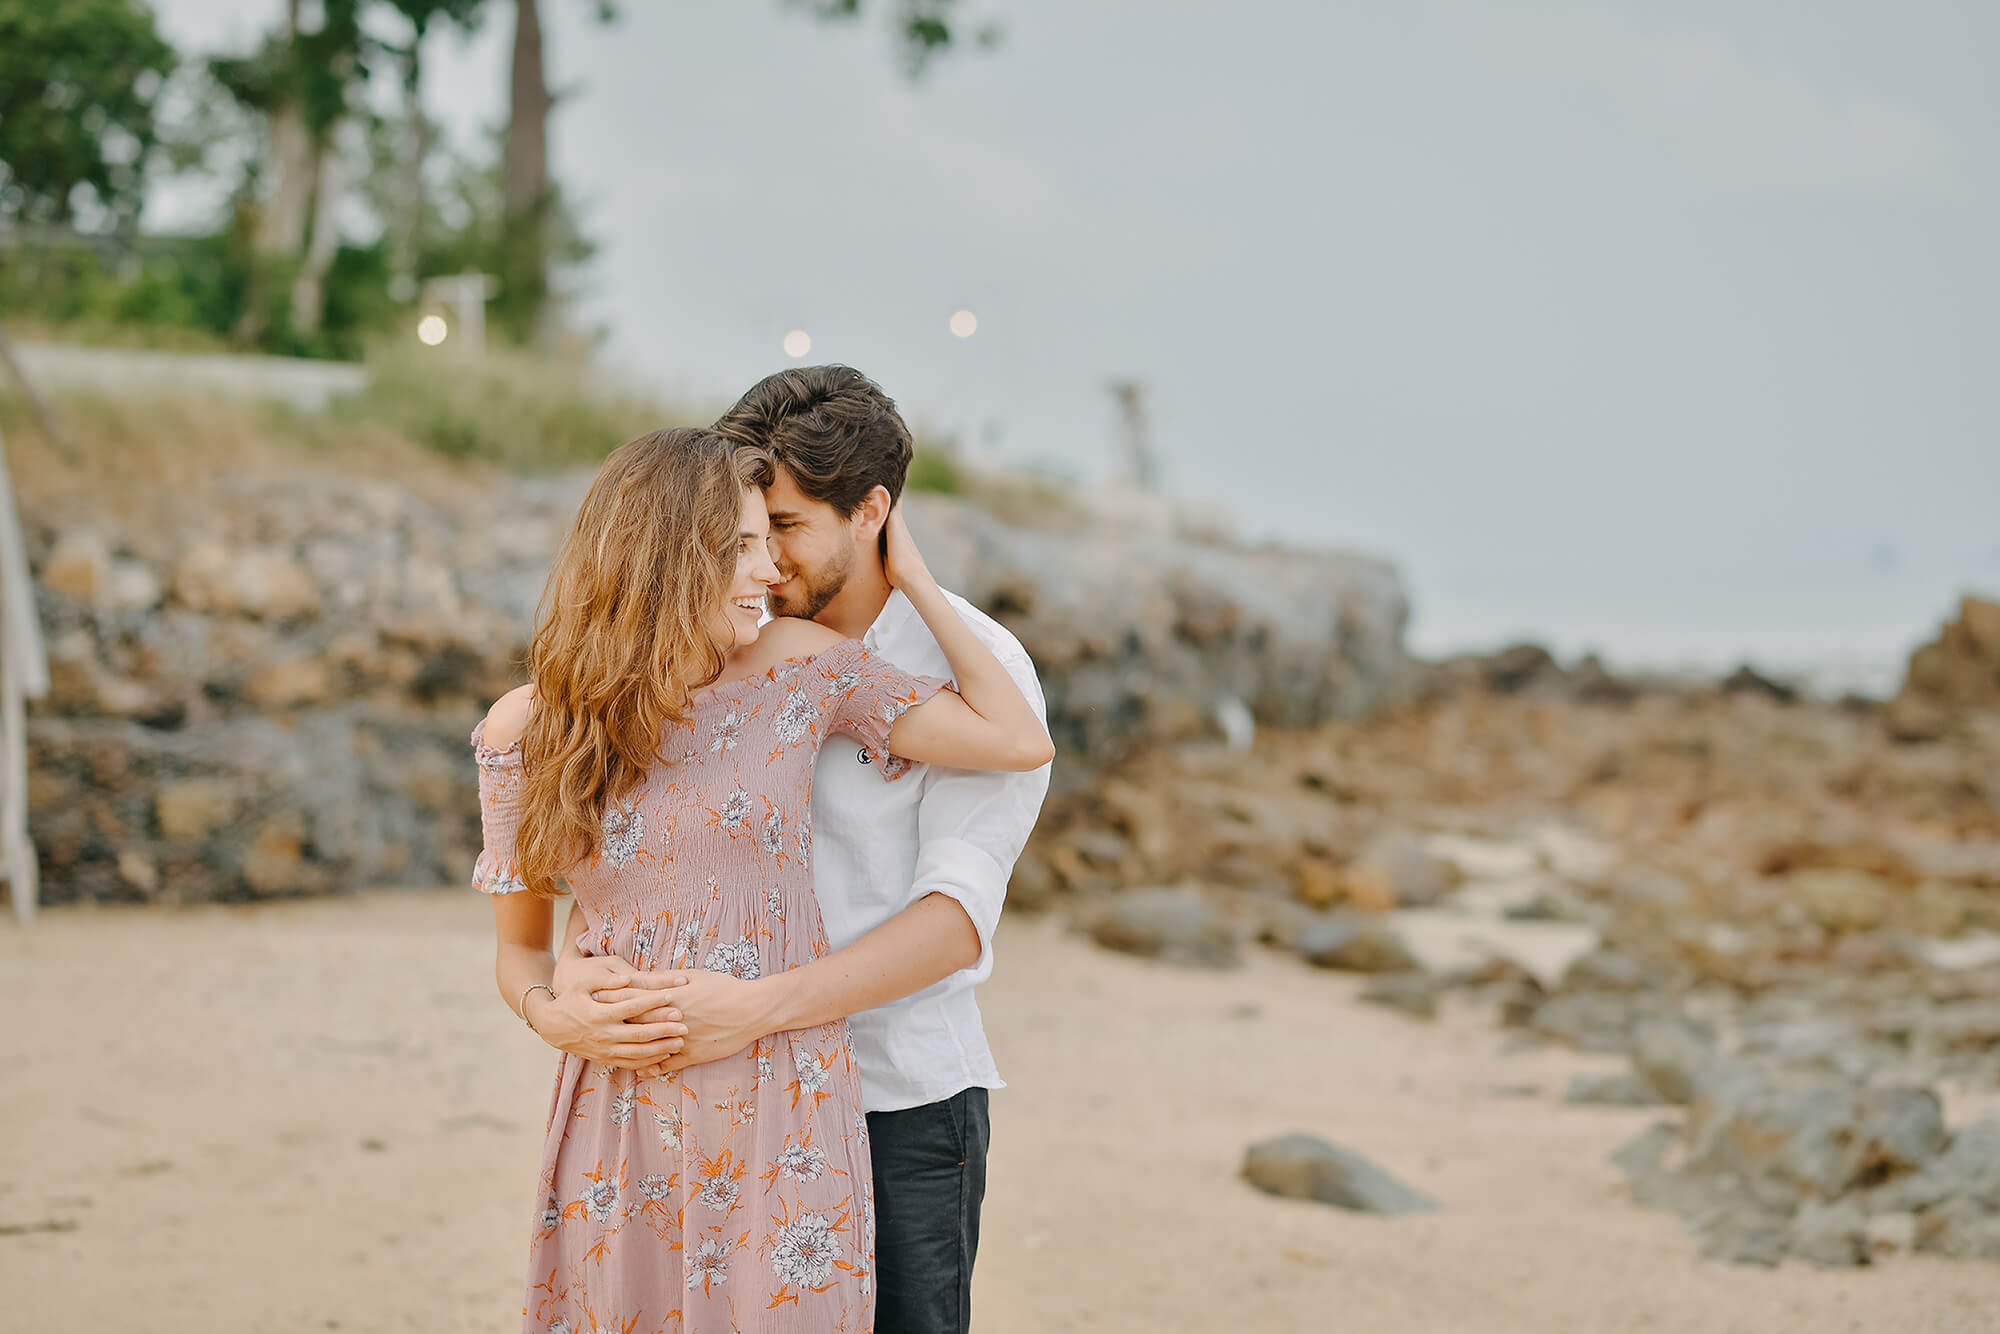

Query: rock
[[1924, 1001, 2000, 1053], [1882, 691, 1952, 743], [173, 542, 321, 622], [1915, 1197, 2000, 1260], [105, 558, 164, 612], [153, 779, 240, 841], [1722, 663, 1799, 704], [1290, 857, 1345, 910], [1532, 826, 1619, 886], [241, 820, 315, 896], [1602, 865, 1694, 909], [1609, 1121, 1681, 1182], [1898, 594, 2000, 713], [1567, 1072, 1667, 1107], [1938, 1118, 2000, 1210], [1481, 643, 1562, 695], [42, 527, 113, 603], [1785, 868, 1896, 934], [1070, 829, 1132, 868], [1630, 1021, 1729, 1106], [243, 657, 335, 708], [1689, 1200, 1788, 1267], [1875, 1116, 2000, 1214], [1240, 1133, 1439, 1214], [115, 848, 159, 895], [1560, 948, 1650, 993], [1358, 971, 1440, 1019], [1296, 916, 1420, 974], [1684, 1079, 1945, 1202], [1085, 888, 1239, 968], [1360, 833, 1459, 907], [1529, 992, 1649, 1053], [1007, 852, 1057, 912], [1787, 1198, 1871, 1268], [1865, 1211, 1918, 1254]]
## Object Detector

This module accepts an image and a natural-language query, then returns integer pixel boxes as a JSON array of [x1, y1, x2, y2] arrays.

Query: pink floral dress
[[472, 639, 945, 1334]]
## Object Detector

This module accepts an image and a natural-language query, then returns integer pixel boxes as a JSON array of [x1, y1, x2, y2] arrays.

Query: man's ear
[[850, 484, 893, 546]]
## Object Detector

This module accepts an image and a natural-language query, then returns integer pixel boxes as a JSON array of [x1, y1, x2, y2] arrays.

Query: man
[[547, 365, 1051, 1334]]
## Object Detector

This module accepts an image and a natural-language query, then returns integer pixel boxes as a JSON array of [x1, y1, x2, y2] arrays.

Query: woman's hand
[[881, 503, 935, 595], [532, 954, 688, 1069]]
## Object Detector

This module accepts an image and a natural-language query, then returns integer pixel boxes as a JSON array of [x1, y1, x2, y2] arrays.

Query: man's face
[[761, 465, 855, 620]]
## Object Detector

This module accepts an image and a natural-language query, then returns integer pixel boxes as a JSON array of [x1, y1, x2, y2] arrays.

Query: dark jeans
[[866, 1087, 990, 1334]]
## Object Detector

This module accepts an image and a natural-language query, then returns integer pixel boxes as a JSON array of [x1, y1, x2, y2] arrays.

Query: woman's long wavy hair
[[514, 427, 773, 897]]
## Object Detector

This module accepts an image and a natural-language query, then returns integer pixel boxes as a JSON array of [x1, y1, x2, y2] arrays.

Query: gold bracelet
[[519, 982, 557, 1033]]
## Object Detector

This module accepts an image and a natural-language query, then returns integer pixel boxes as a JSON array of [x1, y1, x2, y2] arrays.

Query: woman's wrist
[[521, 984, 560, 1037]]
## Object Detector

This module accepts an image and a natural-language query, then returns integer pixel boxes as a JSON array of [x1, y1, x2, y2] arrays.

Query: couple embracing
[[472, 366, 1053, 1334]]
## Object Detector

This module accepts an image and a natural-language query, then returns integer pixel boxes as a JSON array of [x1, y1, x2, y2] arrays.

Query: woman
[[473, 427, 1051, 1334]]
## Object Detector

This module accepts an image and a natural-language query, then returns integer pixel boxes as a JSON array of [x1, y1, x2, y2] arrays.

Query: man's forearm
[[758, 892, 980, 1034]]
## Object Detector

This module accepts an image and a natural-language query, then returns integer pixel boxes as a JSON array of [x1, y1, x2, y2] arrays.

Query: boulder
[[42, 527, 113, 603], [1629, 1020, 1730, 1106], [1915, 1198, 2000, 1261], [1295, 916, 1420, 974], [1357, 971, 1440, 1019], [1240, 1133, 1439, 1214], [1085, 888, 1240, 968], [153, 779, 241, 842], [1786, 1198, 1871, 1268], [1566, 1072, 1667, 1107]]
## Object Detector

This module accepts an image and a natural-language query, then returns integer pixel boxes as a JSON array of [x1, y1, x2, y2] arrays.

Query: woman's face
[[718, 485, 781, 649]]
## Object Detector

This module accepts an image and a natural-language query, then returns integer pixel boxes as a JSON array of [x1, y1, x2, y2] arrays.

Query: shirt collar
[[864, 589, 918, 652]]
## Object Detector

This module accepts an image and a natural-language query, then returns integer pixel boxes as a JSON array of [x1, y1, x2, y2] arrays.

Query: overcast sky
[[151, 0, 2000, 675]]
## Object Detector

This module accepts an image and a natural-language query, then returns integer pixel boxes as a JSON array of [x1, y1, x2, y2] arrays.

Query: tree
[[377, 0, 490, 284], [0, 0, 176, 232]]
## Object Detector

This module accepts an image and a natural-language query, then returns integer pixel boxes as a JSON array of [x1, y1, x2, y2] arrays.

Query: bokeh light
[[416, 315, 448, 346], [949, 310, 978, 338], [783, 329, 811, 358]]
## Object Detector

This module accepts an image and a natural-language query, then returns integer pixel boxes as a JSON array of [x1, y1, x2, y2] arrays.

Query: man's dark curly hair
[[711, 365, 914, 516]]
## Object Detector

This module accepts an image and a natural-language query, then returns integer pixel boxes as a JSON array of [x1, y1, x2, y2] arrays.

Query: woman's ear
[[851, 484, 893, 545]]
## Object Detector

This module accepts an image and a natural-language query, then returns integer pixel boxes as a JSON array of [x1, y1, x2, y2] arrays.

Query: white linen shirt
[[814, 587, 1051, 1114]]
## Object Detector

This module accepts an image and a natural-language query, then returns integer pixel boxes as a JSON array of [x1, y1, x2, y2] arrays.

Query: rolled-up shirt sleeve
[[909, 648, 1051, 984]]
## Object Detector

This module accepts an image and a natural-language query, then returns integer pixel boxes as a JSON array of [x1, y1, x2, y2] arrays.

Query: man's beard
[[770, 543, 853, 621]]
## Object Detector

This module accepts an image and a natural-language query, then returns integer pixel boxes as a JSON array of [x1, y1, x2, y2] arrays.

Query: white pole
[[0, 421, 47, 923]]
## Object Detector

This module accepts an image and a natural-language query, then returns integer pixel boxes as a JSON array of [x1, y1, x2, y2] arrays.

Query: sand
[[3, 890, 1997, 1332]]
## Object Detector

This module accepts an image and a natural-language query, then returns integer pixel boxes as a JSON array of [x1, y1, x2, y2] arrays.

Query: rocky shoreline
[[12, 432, 1406, 905], [11, 410, 1999, 1268], [1042, 595, 2000, 1265]]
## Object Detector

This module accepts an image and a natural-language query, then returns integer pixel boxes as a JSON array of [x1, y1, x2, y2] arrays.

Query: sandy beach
[[1, 890, 1995, 1332]]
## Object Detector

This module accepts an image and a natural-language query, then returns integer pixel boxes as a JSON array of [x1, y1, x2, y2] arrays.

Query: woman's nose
[[753, 549, 780, 584]]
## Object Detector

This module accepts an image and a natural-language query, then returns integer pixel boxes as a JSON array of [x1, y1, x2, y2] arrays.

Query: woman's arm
[[880, 506, 1054, 772], [476, 691, 687, 1067], [491, 891, 688, 1066]]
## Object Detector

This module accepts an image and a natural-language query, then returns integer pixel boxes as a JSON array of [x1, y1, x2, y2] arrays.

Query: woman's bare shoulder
[[481, 684, 535, 750], [754, 616, 845, 662]]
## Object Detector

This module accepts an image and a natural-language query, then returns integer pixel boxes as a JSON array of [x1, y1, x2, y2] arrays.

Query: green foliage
[[0, 231, 397, 361], [791, 0, 1004, 76], [906, 443, 966, 495], [334, 343, 697, 470], [0, 0, 176, 229]]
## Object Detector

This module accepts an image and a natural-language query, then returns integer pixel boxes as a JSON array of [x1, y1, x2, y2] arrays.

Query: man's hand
[[534, 954, 688, 1070], [627, 970, 781, 1079]]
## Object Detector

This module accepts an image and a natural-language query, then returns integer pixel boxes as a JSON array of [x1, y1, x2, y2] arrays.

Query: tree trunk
[[290, 132, 345, 337], [504, 0, 554, 343], [254, 0, 313, 258]]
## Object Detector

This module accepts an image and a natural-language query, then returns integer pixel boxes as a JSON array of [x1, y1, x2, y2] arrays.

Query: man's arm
[[637, 647, 1051, 1073]]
